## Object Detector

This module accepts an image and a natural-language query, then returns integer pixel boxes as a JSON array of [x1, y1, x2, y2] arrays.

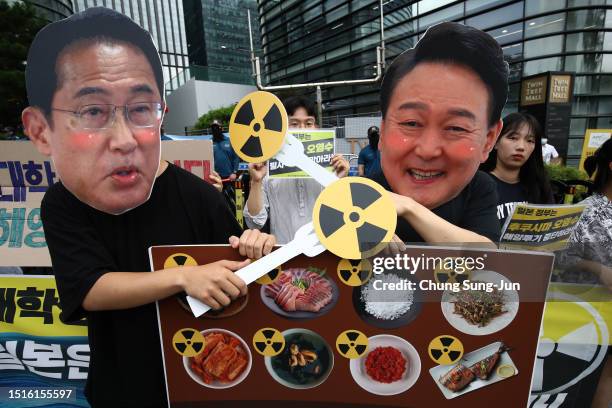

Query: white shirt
[[243, 177, 324, 244], [542, 143, 559, 164]]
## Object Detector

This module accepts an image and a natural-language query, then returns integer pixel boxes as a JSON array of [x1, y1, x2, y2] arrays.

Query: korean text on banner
[[269, 129, 335, 178], [500, 203, 585, 251], [0, 275, 89, 407]]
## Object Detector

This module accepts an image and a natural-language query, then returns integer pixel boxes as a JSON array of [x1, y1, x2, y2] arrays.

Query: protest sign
[[269, 130, 335, 178], [530, 283, 612, 407], [0, 142, 56, 267], [0, 275, 89, 407], [161, 140, 214, 181], [151, 244, 553, 408], [578, 130, 611, 174], [0, 140, 214, 268], [500, 203, 585, 251]]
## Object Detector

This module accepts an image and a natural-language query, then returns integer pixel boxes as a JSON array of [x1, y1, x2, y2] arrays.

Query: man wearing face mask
[[541, 137, 561, 165], [374, 22, 507, 244], [358, 125, 382, 177], [22, 9, 275, 407]]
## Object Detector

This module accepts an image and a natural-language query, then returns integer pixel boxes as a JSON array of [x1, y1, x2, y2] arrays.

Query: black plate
[[352, 276, 422, 329], [260, 273, 339, 320]]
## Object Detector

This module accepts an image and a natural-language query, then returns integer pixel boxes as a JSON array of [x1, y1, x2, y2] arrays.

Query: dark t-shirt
[[371, 171, 500, 243], [358, 145, 381, 178], [488, 173, 528, 228], [41, 163, 241, 407]]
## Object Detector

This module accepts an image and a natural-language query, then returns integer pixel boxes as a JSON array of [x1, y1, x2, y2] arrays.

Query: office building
[[8, 0, 73, 22], [74, 0, 189, 92], [257, 0, 612, 165]]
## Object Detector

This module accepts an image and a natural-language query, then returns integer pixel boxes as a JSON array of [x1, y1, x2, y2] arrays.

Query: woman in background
[[480, 112, 553, 228]]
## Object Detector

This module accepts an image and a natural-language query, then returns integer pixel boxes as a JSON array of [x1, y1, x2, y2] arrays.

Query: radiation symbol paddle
[[434, 259, 472, 285], [229, 91, 288, 162], [172, 328, 205, 357], [428, 335, 464, 365], [164, 253, 198, 269], [337, 258, 372, 287], [256, 266, 282, 285], [313, 177, 396, 259], [253, 328, 285, 357], [336, 330, 369, 359]]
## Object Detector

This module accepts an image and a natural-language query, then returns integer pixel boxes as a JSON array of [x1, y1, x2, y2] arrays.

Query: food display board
[[151, 245, 554, 408]]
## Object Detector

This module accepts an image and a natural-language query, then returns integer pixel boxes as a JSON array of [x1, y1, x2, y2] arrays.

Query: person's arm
[[357, 149, 366, 176], [391, 193, 495, 245], [82, 259, 249, 311], [76, 225, 275, 312], [550, 146, 562, 165], [244, 162, 269, 229]]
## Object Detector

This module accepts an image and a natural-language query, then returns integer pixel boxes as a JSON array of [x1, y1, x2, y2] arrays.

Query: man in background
[[358, 125, 382, 177], [244, 96, 349, 244]]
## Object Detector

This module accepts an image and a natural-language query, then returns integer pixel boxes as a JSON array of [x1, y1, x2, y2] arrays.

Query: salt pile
[[361, 274, 414, 320]]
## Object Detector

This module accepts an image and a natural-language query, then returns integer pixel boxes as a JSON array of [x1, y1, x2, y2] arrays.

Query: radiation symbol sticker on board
[[229, 91, 288, 162], [336, 330, 369, 359], [428, 335, 464, 365], [337, 259, 372, 287], [164, 253, 198, 269], [253, 328, 285, 357], [172, 328, 205, 357], [313, 177, 396, 260], [433, 259, 472, 285], [256, 266, 282, 285]]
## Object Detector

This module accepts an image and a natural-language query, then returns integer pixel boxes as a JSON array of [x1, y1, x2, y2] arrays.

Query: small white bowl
[[183, 328, 252, 389]]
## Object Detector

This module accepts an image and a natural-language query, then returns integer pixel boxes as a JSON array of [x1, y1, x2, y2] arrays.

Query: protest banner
[[268, 130, 335, 178], [0, 140, 214, 268], [161, 140, 214, 181], [500, 203, 585, 251], [0, 142, 56, 267], [578, 129, 611, 174], [530, 283, 612, 407], [0, 275, 89, 407], [151, 244, 553, 408]]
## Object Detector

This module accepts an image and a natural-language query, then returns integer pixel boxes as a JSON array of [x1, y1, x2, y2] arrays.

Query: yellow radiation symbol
[[428, 335, 464, 365], [336, 330, 369, 359], [256, 266, 282, 285], [433, 258, 472, 285], [253, 328, 285, 357], [229, 91, 288, 162], [313, 177, 396, 260], [164, 253, 198, 269], [337, 259, 372, 287], [172, 328, 205, 357]]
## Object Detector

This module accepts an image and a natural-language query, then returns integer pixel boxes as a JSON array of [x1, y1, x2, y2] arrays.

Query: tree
[[0, 1, 47, 131], [193, 104, 237, 131]]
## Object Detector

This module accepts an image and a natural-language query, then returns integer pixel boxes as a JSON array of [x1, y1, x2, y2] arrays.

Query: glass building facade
[[74, 0, 189, 92], [183, 0, 260, 84], [8, 0, 73, 22], [257, 0, 612, 165]]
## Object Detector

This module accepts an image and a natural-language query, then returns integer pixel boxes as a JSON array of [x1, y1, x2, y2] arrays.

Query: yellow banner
[[578, 129, 611, 174], [500, 204, 585, 251], [0, 275, 87, 337]]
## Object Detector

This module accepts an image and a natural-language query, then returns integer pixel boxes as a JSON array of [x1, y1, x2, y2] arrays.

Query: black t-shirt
[[41, 163, 241, 407], [370, 171, 500, 243], [488, 173, 528, 228]]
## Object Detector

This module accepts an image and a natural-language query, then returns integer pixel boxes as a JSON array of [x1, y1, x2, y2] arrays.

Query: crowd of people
[[8, 6, 611, 407]]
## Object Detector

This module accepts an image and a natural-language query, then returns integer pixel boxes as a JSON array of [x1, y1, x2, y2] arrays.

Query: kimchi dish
[[190, 331, 249, 384]]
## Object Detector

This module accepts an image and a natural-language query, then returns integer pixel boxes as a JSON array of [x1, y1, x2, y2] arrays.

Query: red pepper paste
[[365, 346, 407, 383]]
